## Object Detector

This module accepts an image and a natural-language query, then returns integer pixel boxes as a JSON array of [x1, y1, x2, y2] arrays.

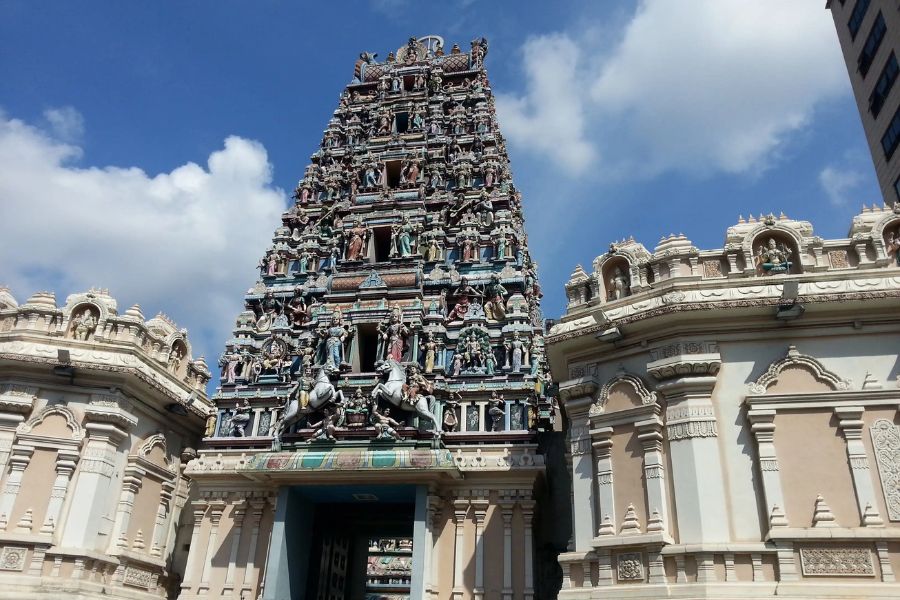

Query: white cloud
[[497, 0, 848, 179], [0, 108, 287, 368], [819, 165, 865, 206], [43, 106, 85, 141], [495, 34, 597, 175]]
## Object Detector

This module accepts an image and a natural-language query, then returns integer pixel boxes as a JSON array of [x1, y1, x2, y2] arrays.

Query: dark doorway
[[305, 502, 414, 600], [373, 227, 392, 262], [356, 323, 380, 373]]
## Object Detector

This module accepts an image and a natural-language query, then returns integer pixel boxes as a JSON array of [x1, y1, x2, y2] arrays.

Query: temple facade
[[547, 207, 900, 599], [0, 287, 212, 599], [180, 37, 560, 600]]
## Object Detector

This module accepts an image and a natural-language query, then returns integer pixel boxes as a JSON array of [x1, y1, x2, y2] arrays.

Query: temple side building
[[546, 207, 900, 599], [179, 37, 563, 600], [0, 287, 213, 599]]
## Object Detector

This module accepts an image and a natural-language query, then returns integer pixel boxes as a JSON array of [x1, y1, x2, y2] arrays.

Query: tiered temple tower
[[181, 36, 560, 600]]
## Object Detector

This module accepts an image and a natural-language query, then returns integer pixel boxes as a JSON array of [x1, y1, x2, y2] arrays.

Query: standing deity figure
[[411, 108, 426, 131], [488, 392, 505, 431], [428, 71, 443, 94], [372, 407, 402, 441], [346, 219, 369, 261], [230, 399, 252, 437], [413, 73, 426, 91], [221, 348, 240, 384], [757, 238, 793, 273], [450, 352, 464, 377], [456, 161, 472, 189], [484, 273, 508, 321], [319, 310, 354, 370], [308, 408, 337, 442], [296, 367, 314, 410], [377, 307, 409, 363], [887, 232, 900, 265], [609, 267, 629, 300], [391, 75, 402, 93], [443, 405, 459, 432], [392, 216, 417, 257], [422, 332, 438, 373], [422, 230, 442, 262], [505, 331, 526, 373], [493, 227, 508, 260], [459, 235, 478, 263], [167, 346, 183, 373], [72, 309, 97, 341]]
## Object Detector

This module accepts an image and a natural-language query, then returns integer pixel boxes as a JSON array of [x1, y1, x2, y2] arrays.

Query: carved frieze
[[0, 546, 26, 571], [123, 564, 155, 589], [799, 547, 874, 577], [870, 419, 900, 521], [665, 406, 718, 440], [616, 552, 644, 581]]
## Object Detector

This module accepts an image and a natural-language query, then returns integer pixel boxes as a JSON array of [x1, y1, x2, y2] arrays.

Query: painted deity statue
[[422, 332, 438, 373], [230, 399, 252, 437], [377, 308, 409, 363], [484, 273, 507, 321], [372, 407, 402, 441], [488, 392, 505, 431], [447, 278, 481, 321], [392, 216, 417, 257], [346, 220, 369, 261], [318, 310, 354, 370], [505, 331, 527, 373], [758, 238, 793, 273]]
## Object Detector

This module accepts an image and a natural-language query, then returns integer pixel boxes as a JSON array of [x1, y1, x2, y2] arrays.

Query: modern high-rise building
[[179, 36, 564, 600], [827, 0, 900, 203]]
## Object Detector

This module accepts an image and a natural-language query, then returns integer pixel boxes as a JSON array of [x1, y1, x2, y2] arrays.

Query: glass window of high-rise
[[870, 52, 899, 118], [858, 11, 886, 77]]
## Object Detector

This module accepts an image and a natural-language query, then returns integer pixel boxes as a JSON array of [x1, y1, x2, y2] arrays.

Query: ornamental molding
[[16, 404, 84, 441], [547, 282, 900, 345], [0, 546, 27, 572], [0, 349, 209, 418], [665, 405, 718, 440], [870, 419, 900, 521], [799, 547, 875, 577], [748, 345, 849, 395], [589, 372, 657, 416], [647, 341, 721, 381]]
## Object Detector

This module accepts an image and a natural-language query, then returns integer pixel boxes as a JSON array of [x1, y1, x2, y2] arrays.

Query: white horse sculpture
[[370, 359, 440, 434], [274, 368, 346, 448]]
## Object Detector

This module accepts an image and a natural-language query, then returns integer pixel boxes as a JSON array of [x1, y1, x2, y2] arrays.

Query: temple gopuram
[[179, 36, 562, 600]]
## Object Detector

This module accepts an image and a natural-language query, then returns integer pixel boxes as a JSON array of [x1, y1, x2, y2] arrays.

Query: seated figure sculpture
[[758, 238, 793, 274]]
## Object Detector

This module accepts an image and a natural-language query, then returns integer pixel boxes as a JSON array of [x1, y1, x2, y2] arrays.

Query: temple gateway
[[182, 36, 562, 600]]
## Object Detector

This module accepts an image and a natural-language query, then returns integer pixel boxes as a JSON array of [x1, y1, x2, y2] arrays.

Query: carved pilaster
[[519, 493, 535, 600], [835, 406, 882, 525], [0, 445, 33, 528], [180, 501, 208, 593], [636, 416, 669, 535], [198, 501, 225, 594], [241, 497, 267, 598], [749, 409, 787, 529], [499, 496, 514, 600], [471, 493, 489, 600], [222, 501, 247, 594], [592, 428, 614, 535], [451, 497, 469, 600]]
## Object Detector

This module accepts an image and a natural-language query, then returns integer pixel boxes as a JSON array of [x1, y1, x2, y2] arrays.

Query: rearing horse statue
[[370, 358, 440, 434], [274, 367, 346, 448]]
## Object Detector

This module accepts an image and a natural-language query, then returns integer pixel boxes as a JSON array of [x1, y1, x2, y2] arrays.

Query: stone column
[[520, 495, 535, 600], [451, 497, 469, 600], [180, 501, 209, 594], [636, 416, 669, 532], [111, 467, 142, 549], [150, 479, 175, 557], [747, 409, 786, 525], [198, 502, 226, 594], [241, 497, 267, 599], [558, 380, 598, 550], [40, 448, 79, 534], [222, 502, 247, 596], [648, 347, 726, 543], [61, 418, 130, 548], [0, 444, 33, 527], [471, 493, 489, 600], [500, 496, 514, 600], [835, 406, 882, 525], [592, 428, 615, 534], [0, 388, 36, 477], [425, 495, 442, 599], [410, 486, 429, 600]]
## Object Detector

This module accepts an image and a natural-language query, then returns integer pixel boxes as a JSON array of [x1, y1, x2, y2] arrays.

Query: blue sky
[[0, 1, 882, 386]]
